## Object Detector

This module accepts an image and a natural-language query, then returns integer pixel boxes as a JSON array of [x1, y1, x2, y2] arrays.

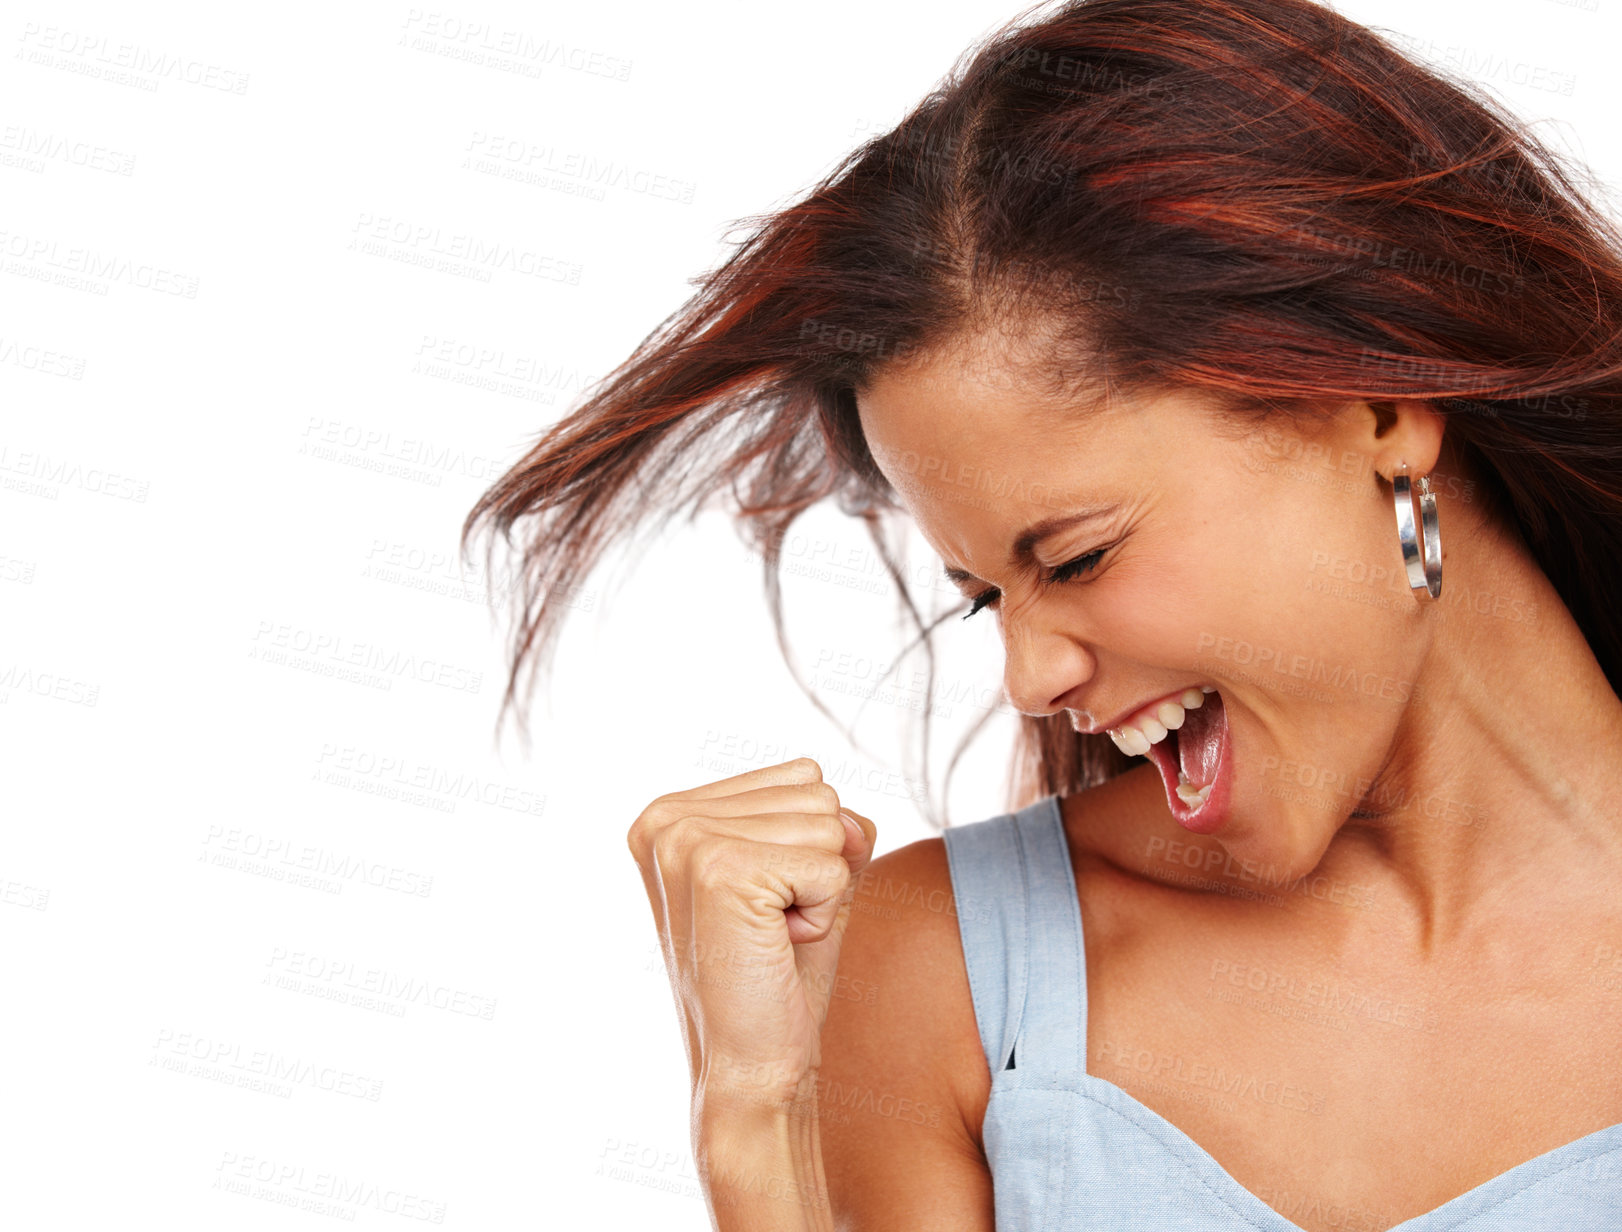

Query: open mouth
[[1111, 687, 1233, 835]]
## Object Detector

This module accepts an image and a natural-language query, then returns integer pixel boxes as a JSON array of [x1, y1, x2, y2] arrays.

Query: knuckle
[[802, 809, 843, 850], [650, 820, 700, 874], [689, 836, 738, 893], [794, 844, 842, 884], [824, 809, 849, 842], [640, 794, 683, 825], [625, 819, 646, 861], [764, 844, 811, 879], [634, 796, 694, 850], [808, 780, 840, 809], [829, 858, 853, 895]]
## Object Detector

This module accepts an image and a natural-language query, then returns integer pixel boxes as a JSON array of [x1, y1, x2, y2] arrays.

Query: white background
[[2, 0, 1617, 1227]]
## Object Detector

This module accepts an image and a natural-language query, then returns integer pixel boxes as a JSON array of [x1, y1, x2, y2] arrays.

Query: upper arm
[[818, 836, 996, 1231]]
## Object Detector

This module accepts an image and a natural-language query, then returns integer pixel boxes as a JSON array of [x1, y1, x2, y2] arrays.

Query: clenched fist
[[625, 756, 877, 1115]]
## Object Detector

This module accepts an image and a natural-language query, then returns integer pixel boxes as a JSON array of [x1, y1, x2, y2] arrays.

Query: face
[[855, 327, 1443, 876]]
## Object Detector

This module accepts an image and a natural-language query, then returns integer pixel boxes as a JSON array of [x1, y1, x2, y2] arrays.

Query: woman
[[464, 0, 1622, 1227]]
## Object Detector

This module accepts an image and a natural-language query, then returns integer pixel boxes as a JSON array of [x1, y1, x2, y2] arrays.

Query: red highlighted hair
[[463, 0, 1622, 820]]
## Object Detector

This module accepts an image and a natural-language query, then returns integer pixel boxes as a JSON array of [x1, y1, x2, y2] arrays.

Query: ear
[[1358, 400, 1446, 484]]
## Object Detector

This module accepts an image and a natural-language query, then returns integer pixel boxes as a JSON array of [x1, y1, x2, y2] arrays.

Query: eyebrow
[[941, 504, 1120, 587]]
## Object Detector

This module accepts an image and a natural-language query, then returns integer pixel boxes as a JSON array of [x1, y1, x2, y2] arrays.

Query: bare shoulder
[[825, 834, 990, 1137], [817, 835, 995, 1230]]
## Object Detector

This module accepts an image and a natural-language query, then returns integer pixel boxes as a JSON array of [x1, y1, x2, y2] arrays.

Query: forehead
[[854, 328, 1121, 517], [857, 325, 1091, 429]]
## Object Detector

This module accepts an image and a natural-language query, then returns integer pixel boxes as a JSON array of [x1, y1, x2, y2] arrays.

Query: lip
[[1077, 684, 1216, 737]]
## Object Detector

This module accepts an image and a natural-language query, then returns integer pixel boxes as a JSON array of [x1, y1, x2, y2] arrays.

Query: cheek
[[1287, 489, 1417, 658], [1223, 478, 1425, 707], [1080, 543, 1228, 662], [1095, 478, 1406, 677]]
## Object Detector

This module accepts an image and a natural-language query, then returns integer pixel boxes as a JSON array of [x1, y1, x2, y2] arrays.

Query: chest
[[1078, 867, 1622, 1232]]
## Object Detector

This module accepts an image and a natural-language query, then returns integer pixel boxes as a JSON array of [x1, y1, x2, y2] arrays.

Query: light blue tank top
[[941, 793, 1622, 1230]]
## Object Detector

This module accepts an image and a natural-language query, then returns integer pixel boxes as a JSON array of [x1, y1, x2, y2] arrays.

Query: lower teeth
[[1175, 770, 1213, 807]]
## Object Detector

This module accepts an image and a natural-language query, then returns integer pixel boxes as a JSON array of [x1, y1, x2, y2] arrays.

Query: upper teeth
[[1106, 687, 1211, 757]]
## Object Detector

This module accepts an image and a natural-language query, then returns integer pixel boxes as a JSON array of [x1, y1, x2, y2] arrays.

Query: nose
[[1000, 602, 1097, 718]]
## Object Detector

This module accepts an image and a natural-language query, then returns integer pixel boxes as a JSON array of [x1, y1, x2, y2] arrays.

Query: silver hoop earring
[[1392, 460, 1441, 601]]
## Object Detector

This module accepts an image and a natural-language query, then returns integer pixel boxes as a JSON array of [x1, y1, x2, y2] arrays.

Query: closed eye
[[961, 547, 1108, 621]]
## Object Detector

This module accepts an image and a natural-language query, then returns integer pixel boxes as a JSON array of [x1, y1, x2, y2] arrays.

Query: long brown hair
[[461, 0, 1622, 826]]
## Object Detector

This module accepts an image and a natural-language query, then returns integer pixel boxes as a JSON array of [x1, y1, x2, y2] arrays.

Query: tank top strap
[[942, 793, 1088, 1081]]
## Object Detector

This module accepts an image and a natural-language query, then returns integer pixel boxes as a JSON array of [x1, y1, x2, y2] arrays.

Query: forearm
[[695, 1076, 835, 1232]]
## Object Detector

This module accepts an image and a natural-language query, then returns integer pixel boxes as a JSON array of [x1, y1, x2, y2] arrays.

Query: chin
[[1210, 785, 1353, 898]]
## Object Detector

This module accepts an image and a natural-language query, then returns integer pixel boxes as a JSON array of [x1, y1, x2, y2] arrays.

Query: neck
[[1319, 504, 1622, 952]]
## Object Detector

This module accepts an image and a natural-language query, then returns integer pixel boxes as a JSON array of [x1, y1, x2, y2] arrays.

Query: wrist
[[697, 1054, 821, 1119], [695, 1076, 832, 1232]]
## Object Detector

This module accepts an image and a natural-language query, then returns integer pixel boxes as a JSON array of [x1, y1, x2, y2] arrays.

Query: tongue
[[1177, 691, 1225, 787]]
